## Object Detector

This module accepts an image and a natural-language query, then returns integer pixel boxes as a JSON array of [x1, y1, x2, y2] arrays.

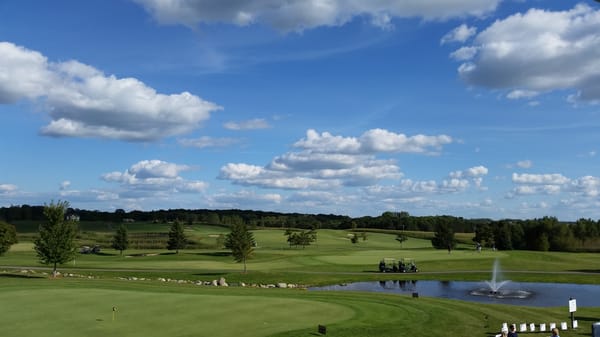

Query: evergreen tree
[[111, 223, 129, 255], [0, 221, 18, 255], [34, 201, 78, 276], [167, 221, 186, 254], [225, 223, 255, 272]]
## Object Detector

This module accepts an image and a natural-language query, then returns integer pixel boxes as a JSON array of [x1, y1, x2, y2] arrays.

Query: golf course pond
[[310, 280, 600, 307]]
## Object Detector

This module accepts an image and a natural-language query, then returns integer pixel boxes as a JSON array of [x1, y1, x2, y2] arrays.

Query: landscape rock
[[218, 277, 228, 287]]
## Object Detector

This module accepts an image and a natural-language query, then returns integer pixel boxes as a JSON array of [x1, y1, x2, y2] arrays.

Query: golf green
[[2, 283, 353, 337]]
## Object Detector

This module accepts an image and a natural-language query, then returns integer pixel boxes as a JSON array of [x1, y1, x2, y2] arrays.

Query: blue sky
[[1, 0, 600, 220]]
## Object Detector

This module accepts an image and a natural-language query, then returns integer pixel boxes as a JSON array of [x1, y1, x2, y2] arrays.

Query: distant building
[[123, 218, 135, 223]]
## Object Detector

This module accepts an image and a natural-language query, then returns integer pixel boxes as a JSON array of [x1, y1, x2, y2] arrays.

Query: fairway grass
[[2, 277, 600, 337], [3, 228, 600, 285]]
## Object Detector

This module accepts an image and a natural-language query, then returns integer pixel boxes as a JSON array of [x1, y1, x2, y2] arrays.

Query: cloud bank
[[454, 4, 600, 102], [0, 42, 221, 141], [134, 0, 501, 32], [219, 128, 454, 189], [102, 160, 208, 192]]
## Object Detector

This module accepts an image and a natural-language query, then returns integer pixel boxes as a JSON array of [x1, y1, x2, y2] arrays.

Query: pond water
[[310, 280, 600, 307]]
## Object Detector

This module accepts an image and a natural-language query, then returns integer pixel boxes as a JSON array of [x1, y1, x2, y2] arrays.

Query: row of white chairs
[[501, 321, 577, 332]]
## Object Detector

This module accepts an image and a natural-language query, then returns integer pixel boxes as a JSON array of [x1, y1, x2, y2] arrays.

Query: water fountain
[[470, 259, 532, 299]]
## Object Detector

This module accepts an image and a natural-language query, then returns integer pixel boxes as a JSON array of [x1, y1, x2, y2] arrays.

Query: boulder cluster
[[151, 277, 303, 289], [1, 270, 304, 289]]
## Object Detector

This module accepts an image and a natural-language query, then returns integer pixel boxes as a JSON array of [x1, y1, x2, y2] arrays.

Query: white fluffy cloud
[[362, 165, 489, 197], [441, 24, 477, 44], [102, 160, 207, 192], [134, 0, 500, 32], [447, 165, 488, 189], [512, 173, 570, 185], [0, 42, 221, 141], [450, 46, 478, 61], [0, 184, 18, 194], [455, 4, 600, 102], [294, 129, 452, 154], [219, 128, 453, 189], [510, 172, 600, 198], [450, 165, 488, 178], [0, 43, 52, 103], [571, 175, 600, 197], [219, 163, 344, 189]]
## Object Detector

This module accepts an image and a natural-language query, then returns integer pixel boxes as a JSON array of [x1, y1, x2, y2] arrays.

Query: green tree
[[473, 223, 494, 247], [533, 232, 550, 251], [350, 234, 359, 244], [225, 223, 255, 272], [167, 221, 186, 254], [285, 229, 317, 248], [574, 218, 592, 246], [510, 222, 526, 250], [493, 222, 513, 250], [34, 201, 78, 276], [431, 222, 456, 252], [549, 222, 574, 251], [111, 223, 129, 255], [0, 221, 18, 255]]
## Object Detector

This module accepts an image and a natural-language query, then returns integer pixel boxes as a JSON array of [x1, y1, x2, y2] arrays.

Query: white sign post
[[569, 298, 577, 328]]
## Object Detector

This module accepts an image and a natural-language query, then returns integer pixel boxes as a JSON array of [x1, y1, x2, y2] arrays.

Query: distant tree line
[[2, 205, 600, 252], [472, 216, 600, 252], [0, 206, 486, 231]]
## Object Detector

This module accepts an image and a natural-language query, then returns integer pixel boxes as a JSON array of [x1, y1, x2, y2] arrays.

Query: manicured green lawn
[[3, 228, 600, 285], [1, 276, 599, 337], [2, 227, 600, 337], [1, 278, 353, 337]]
